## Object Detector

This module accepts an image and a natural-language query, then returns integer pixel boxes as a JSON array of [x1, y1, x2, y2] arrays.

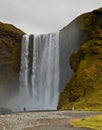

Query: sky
[[0, 0, 102, 34]]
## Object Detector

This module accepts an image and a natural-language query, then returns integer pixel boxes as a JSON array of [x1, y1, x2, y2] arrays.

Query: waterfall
[[19, 35, 29, 90], [19, 32, 59, 110]]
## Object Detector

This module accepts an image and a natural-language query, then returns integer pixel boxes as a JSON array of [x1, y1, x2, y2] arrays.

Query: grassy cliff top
[[62, 8, 102, 32], [0, 22, 25, 35]]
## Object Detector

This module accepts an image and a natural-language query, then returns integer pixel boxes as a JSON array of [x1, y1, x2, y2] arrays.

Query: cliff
[[58, 8, 102, 110], [0, 22, 25, 93]]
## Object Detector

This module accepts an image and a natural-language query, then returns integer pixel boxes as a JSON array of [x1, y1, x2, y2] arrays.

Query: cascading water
[[0, 24, 86, 112], [19, 32, 59, 110]]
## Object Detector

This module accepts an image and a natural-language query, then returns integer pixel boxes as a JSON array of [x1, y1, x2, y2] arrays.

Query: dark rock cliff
[[58, 8, 102, 110]]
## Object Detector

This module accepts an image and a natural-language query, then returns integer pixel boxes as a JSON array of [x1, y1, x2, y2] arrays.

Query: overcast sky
[[0, 0, 102, 34]]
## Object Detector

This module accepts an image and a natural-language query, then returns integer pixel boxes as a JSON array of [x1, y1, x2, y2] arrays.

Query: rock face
[[58, 8, 102, 110], [59, 14, 88, 92], [0, 22, 25, 94]]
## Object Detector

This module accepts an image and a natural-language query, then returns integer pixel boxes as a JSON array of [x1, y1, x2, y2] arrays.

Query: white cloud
[[0, 0, 101, 34]]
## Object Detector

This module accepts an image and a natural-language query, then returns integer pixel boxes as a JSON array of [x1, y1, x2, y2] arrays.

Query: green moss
[[80, 39, 102, 56], [70, 51, 85, 72], [58, 45, 102, 110], [72, 114, 102, 129], [57, 82, 70, 109], [58, 8, 102, 111]]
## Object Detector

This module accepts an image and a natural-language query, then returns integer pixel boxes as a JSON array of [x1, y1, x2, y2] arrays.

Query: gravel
[[0, 111, 101, 130]]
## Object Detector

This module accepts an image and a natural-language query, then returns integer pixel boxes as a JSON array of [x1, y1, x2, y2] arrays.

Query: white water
[[19, 33, 59, 110], [19, 35, 29, 90]]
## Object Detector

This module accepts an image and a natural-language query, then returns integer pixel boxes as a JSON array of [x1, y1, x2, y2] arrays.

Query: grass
[[71, 114, 102, 130], [0, 22, 25, 35], [60, 83, 102, 111], [58, 39, 102, 111]]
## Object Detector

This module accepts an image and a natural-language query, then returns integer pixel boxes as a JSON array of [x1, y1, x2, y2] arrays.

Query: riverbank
[[0, 111, 101, 130]]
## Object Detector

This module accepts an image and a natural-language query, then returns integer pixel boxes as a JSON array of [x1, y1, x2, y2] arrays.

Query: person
[[23, 107, 26, 111]]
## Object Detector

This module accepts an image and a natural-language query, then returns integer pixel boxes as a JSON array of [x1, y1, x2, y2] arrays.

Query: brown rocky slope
[[0, 22, 25, 92]]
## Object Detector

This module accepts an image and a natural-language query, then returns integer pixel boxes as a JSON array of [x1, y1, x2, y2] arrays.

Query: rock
[[58, 8, 102, 110], [0, 107, 12, 114]]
